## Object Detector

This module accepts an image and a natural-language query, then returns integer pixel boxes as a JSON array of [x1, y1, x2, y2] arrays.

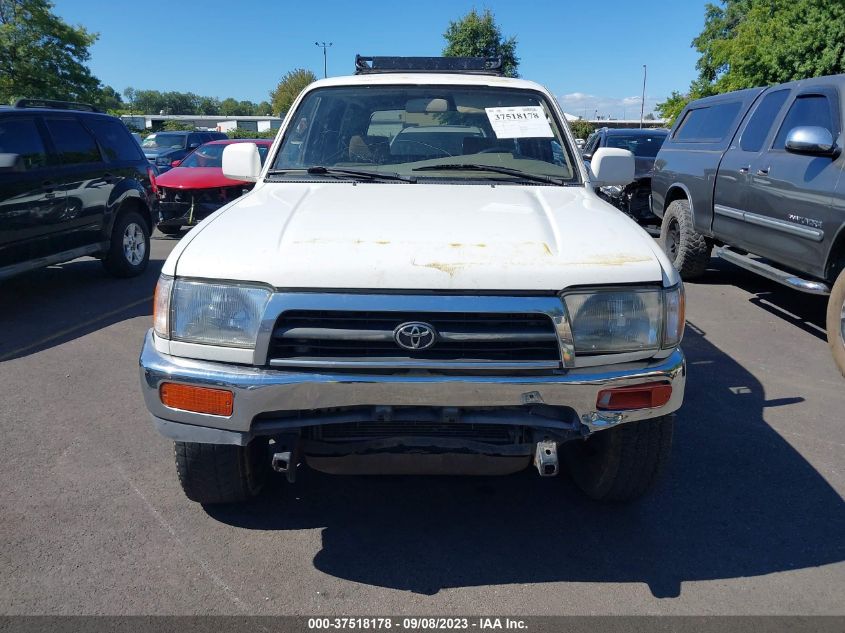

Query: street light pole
[[315, 41, 333, 78], [640, 64, 647, 128]]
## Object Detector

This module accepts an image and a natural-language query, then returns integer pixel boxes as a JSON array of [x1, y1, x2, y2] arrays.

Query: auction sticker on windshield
[[485, 106, 554, 138]]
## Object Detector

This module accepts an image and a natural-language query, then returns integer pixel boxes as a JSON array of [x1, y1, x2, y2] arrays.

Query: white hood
[[169, 182, 672, 291]]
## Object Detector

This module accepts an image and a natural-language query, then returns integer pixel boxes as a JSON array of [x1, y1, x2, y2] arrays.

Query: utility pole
[[640, 64, 647, 128], [315, 41, 333, 78]]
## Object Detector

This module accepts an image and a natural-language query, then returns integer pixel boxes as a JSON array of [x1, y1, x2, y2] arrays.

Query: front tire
[[102, 210, 150, 277], [563, 416, 674, 501], [174, 441, 266, 504], [660, 199, 711, 279], [826, 267, 845, 378]]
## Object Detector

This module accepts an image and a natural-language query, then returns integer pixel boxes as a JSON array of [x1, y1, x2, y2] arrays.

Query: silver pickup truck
[[651, 74, 845, 376]]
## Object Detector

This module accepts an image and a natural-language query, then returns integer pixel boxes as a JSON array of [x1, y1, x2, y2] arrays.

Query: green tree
[[270, 68, 317, 116], [695, 0, 845, 92], [442, 8, 519, 78], [197, 95, 220, 115], [569, 119, 595, 140], [0, 0, 101, 103], [256, 100, 272, 115], [220, 97, 240, 116], [661, 0, 845, 127], [93, 84, 122, 111]]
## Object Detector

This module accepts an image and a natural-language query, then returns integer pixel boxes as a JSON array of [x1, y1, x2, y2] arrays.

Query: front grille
[[268, 310, 561, 369]]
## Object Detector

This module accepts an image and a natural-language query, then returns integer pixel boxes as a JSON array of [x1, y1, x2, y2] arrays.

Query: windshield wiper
[[266, 166, 415, 183], [412, 163, 565, 185]]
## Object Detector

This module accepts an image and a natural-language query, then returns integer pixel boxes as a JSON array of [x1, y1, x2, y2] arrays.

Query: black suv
[[140, 130, 228, 173], [583, 127, 669, 226], [0, 99, 156, 280]]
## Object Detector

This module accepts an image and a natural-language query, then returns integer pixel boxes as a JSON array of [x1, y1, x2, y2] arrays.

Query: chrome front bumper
[[139, 330, 686, 446]]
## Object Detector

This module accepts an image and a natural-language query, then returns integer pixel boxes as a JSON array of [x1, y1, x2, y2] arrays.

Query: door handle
[[756, 166, 770, 176], [739, 165, 750, 174]]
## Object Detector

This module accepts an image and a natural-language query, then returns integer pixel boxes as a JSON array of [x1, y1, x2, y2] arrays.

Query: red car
[[154, 138, 273, 234]]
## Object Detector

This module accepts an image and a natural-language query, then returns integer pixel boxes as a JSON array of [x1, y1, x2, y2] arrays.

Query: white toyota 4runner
[[139, 56, 686, 504]]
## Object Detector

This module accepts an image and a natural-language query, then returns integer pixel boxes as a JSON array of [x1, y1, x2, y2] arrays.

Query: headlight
[[154, 276, 271, 348], [562, 285, 684, 355], [153, 274, 173, 338]]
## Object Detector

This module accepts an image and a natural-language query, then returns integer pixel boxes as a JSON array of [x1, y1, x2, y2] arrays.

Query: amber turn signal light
[[596, 383, 672, 411], [160, 383, 233, 416]]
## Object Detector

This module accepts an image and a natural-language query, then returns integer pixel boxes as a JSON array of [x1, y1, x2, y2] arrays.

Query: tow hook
[[270, 435, 300, 483], [534, 440, 559, 477]]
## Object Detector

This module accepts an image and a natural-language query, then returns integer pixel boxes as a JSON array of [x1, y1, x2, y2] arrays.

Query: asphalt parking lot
[[1, 232, 843, 615]]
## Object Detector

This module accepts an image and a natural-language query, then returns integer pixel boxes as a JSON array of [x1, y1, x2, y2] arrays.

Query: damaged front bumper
[[138, 330, 686, 447]]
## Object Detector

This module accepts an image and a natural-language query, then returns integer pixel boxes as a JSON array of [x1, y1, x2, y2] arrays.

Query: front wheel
[[174, 440, 267, 505], [826, 267, 845, 378], [659, 199, 711, 280], [156, 224, 183, 236], [563, 416, 674, 501], [101, 210, 150, 277]]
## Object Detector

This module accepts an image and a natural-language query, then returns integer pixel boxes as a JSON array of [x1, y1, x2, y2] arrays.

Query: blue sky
[[53, 0, 706, 119]]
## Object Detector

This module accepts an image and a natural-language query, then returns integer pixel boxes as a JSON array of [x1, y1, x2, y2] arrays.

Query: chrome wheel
[[122, 222, 146, 266]]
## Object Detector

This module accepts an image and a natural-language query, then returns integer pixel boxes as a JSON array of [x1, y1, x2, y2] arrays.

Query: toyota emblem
[[393, 322, 437, 350]]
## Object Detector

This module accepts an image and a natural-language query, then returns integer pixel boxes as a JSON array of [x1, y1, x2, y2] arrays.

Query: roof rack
[[354, 55, 504, 76], [13, 98, 100, 113]]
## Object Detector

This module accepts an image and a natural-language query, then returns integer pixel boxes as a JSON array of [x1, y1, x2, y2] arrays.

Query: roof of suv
[[306, 73, 550, 93]]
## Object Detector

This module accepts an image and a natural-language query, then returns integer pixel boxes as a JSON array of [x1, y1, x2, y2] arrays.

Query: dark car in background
[[141, 130, 227, 173], [154, 139, 272, 234], [583, 127, 669, 227], [0, 99, 157, 280]]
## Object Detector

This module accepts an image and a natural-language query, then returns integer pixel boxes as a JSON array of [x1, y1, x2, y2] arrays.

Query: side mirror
[[785, 126, 837, 156], [0, 153, 24, 172], [588, 147, 635, 187], [222, 142, 261, 182], [170, 159, 181, 168]]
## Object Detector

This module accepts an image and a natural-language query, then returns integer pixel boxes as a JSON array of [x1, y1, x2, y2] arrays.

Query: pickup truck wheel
[[101, 210, 150, 277], [660, 199, 710, 279], [174, 440, 266, 505], [826, 268, 845, 377], [563, 416, 673, 501]]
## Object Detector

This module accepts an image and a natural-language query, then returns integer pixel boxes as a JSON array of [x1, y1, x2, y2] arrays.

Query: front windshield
[[605, 133, 667, 157], [271, 85, 578, 184], [180, 143, 269, 168], [141, 133, 187, 150]]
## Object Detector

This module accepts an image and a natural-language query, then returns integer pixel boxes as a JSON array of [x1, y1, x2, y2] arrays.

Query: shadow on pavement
[[697, 257, 828, 341], [206, 325, 845, 598], [0, 256, 161, 361]]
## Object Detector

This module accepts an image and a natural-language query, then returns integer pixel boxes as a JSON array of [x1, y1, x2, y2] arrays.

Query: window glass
[[141, 133, 187, 150], [271, 86, 576, 182], [605, 132, 668, 157], [740, 90, 790, 152], [0, 117, 48, 169], [773, 94, 834, 149], [674, 101, 742, 142], [86, 118, 144, 161], [44, 117, 101, 164]]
